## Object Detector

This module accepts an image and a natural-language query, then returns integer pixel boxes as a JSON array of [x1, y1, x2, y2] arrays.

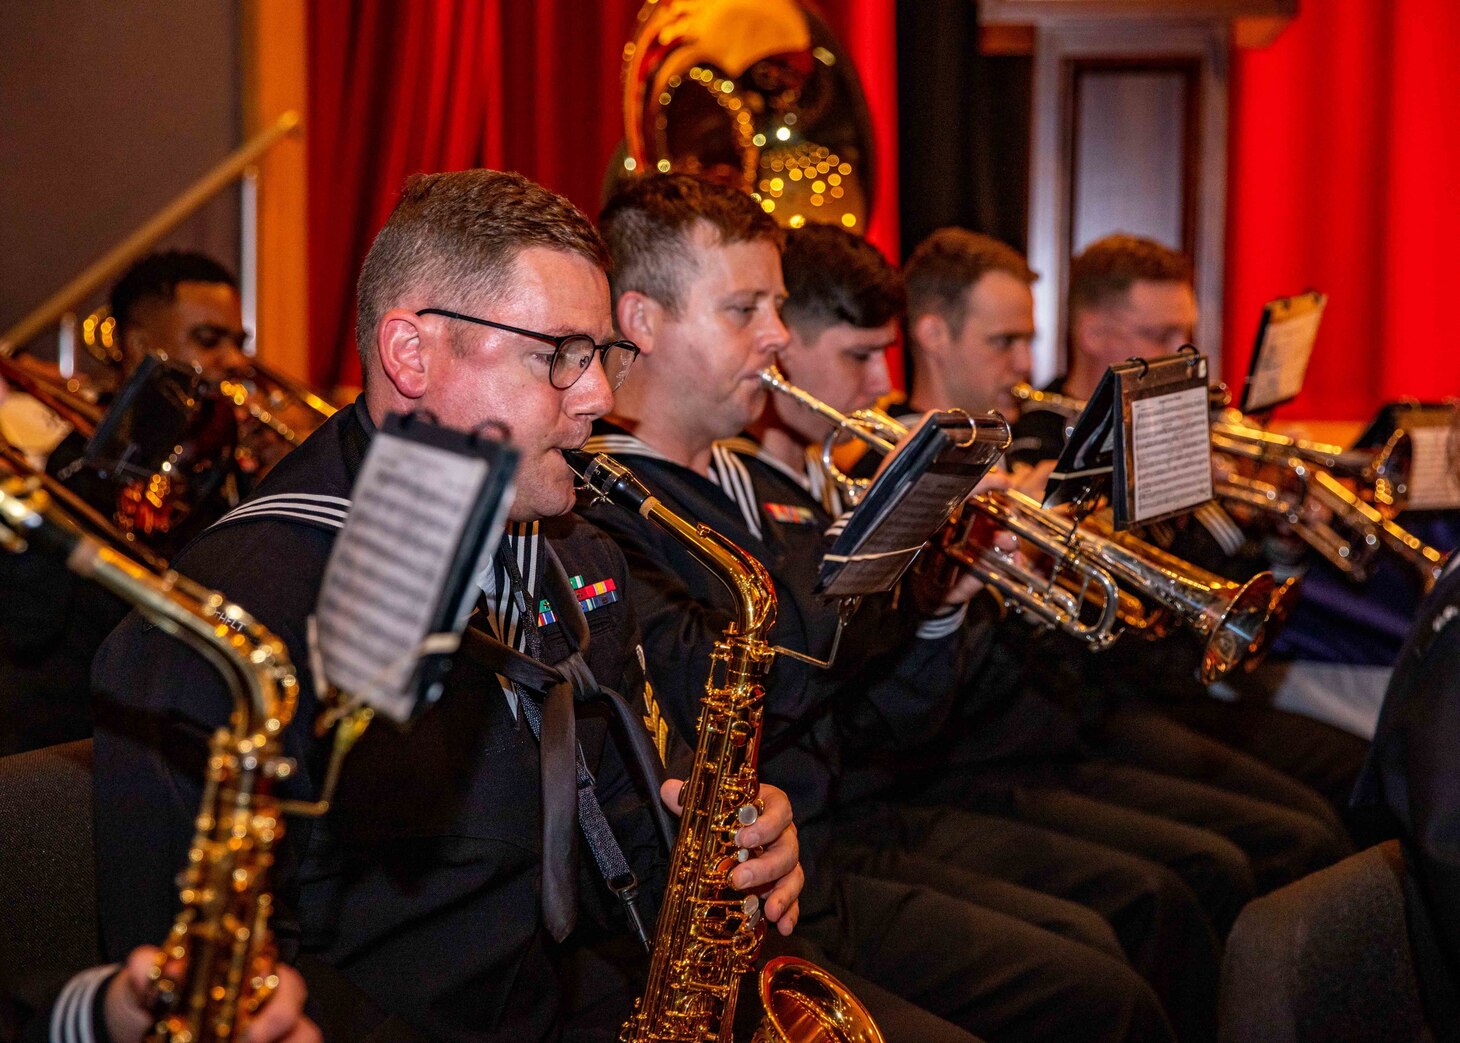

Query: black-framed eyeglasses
[[417, 308, 640, 391]]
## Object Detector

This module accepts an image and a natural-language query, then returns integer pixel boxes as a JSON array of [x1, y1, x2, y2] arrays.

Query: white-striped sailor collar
[[475, 520, 542, 652], [583, 426, 765, 540], [211, 491, 353, 530]]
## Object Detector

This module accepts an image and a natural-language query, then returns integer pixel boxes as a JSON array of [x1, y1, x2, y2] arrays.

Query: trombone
[[764, 365, 1281, 680]]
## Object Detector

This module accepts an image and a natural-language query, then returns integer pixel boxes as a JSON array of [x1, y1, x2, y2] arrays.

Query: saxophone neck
[[567, 449, 778, 642], [0, 475, 298, 742]]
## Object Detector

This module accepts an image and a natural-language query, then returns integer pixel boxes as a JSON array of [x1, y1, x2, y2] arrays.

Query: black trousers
[[800, 816, 1177, 1043], [806, 868, 1175, 1043]]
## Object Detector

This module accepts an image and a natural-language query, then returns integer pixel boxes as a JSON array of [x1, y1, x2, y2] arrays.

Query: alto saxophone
[[0, 468, 364, 1042], [566, 450, 883, 1043]]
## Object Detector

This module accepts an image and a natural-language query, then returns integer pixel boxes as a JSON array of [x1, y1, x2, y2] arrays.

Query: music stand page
[[1396, 408, 1460, 511], [818, 412, 1009, 597], [1240, 291, 1327, 413], [1117, 352, 1214, 528], [315, 413, 517, 722]]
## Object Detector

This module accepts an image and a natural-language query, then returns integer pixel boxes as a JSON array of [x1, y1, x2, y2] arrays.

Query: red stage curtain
[[306, 1, 898, 390], [1225, 0, 1460, 420]]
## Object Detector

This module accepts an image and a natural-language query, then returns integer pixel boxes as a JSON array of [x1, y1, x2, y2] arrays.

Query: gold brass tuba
[[765, 366, 1283, 680], [619, 0, 876, 233], [566, 450, 883, 1043]]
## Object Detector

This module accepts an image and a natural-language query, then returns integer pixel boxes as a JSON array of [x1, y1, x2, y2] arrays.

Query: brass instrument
[[0, 352, 105, 434], [0, 464, 365, 1041], [620, 0, 876, 233], [1011, 382, 1446, 591], [762, 364, 1126, 651], [73, 302, 338, 471], [765, 367, 1282, 679], [568, 450, 883, 1043], [0, 469, 293, 1041]]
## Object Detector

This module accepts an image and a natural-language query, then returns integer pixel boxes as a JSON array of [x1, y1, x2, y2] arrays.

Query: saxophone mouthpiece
[[565, 450, 654, 513]]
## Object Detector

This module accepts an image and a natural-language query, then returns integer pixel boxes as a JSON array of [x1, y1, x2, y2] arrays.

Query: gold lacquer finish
[[620, 0, 875, 233], [569, 451, 883, 1043], [0, 462, 351, 1043]]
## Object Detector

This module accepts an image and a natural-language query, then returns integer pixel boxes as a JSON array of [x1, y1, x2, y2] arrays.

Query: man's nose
[[865, 354, 893, 404], [1010, 338, 1034, 381], [756, 308, 790, 358], [569, 353, 615, 418]]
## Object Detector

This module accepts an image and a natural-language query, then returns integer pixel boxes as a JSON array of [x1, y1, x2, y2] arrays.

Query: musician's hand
[[0, 372, 9, 404], [661, 778, 803, 936], [103, 946, 321, 1043], [1009, 459, 1056, 498]]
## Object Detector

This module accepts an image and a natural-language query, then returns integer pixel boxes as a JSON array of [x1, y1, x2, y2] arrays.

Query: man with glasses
[[84, 169, 803, 1042]]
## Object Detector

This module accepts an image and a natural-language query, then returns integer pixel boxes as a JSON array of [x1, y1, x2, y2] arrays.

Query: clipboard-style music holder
[[313, 411, 518, 722], [1240, 291, 1328, 414], [1356, 401, 1460, 512], [1045, 349, 1213, 530], [817, 409, 1010, 597]]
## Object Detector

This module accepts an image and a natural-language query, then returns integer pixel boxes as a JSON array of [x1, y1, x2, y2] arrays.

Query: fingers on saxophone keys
[[730, 847, 767, 889]]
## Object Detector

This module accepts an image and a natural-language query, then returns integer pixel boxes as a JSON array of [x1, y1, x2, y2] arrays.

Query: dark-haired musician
[[749, 221, 1254, 1040], [0, 252, 255, 756], [85, 170, 803, 1042], [585, 172, 1177, 1043]]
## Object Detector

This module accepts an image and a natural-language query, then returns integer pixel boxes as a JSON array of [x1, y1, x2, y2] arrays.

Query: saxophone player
[[586, 173, 1175, 1043], [88, 170, 802, 1042], [24, 947, 317, 1043]]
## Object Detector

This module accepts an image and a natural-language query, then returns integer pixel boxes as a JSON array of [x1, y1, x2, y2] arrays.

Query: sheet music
[[819, 414, 1005, 597], [823, 468, 975, 595], [316, 433, 491, 722], [1404, 424, 1460, 511], [1245, 298, 1326, 411], [1130, 385, 1214, 522]]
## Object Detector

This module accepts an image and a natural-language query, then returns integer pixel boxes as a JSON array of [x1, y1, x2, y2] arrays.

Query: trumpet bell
[[1199, 572, 1275, 685], [752, 957, 886, 1043], [1245, 575, 1302, 671]]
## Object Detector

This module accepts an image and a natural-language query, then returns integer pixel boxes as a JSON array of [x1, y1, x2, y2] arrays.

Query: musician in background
[[87, 170, 803, 1042], [898, 227, 1351, 887], [0, 254, 253, 754], [589, 172, 1178, 1043], [109, 251, 251, 383], [1005, 233, 1372, 819], [749, 221, 1259, 1039]]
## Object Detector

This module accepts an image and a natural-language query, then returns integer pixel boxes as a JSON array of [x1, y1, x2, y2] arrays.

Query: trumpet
[[766, 367, 1282, 680], [218, 359, 338, 455], [1011, 382, 1445, 591]]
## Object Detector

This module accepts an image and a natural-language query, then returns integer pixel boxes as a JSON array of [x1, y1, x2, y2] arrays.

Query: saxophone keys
[[737, 803, 759, 826], [743, 893, 763, 927]]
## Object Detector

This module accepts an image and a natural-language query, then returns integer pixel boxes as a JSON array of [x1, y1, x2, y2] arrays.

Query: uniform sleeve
[[831, 594, 992, 755]]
